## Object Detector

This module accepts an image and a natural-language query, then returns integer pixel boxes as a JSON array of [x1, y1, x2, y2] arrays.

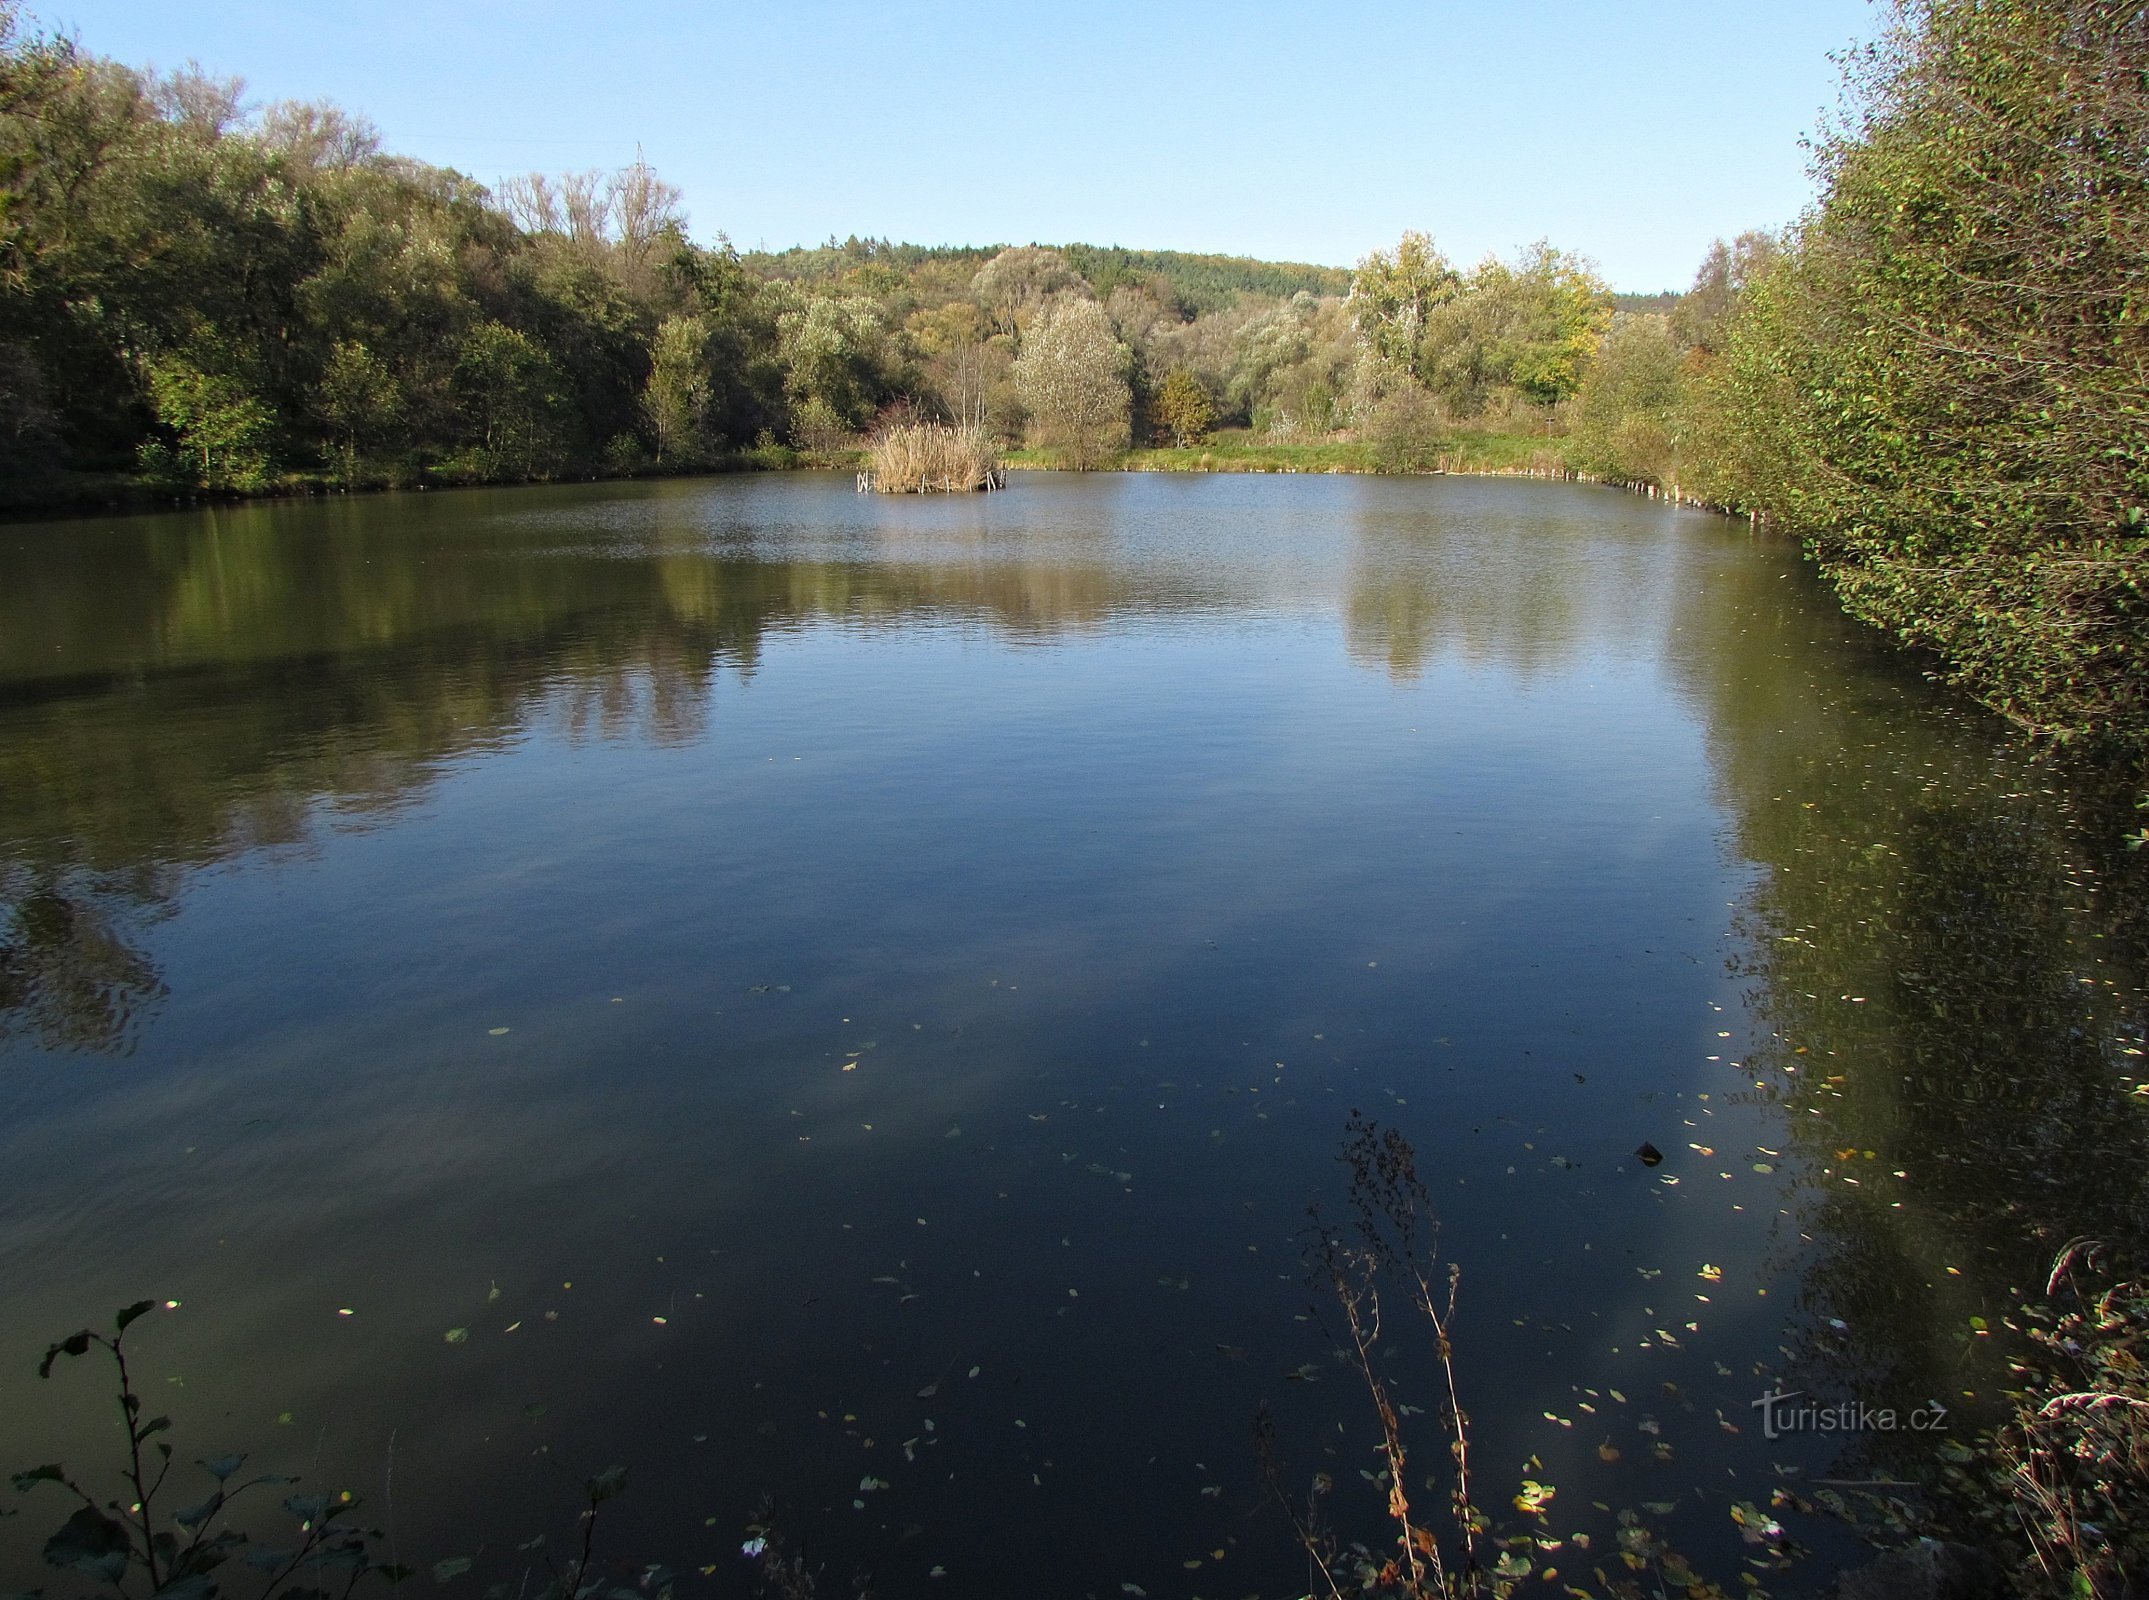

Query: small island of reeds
[[861, 423, 1005, 494]]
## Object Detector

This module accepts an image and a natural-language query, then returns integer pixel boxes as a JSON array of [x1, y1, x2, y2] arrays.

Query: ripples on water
[[1, 472, 2144, 1595]]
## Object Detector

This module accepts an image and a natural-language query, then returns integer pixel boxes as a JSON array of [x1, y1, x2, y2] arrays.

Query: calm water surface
[[3, 472, 2145, 1596]]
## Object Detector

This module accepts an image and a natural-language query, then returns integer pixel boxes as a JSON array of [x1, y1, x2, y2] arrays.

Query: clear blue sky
[[37, 0, 1880, 292]]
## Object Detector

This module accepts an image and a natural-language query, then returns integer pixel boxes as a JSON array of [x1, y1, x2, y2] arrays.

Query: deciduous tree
[[1012, 297, 1131, 469]]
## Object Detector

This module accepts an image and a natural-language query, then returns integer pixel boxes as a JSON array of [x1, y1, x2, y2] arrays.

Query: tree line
[[1, 0, 2142, 746]]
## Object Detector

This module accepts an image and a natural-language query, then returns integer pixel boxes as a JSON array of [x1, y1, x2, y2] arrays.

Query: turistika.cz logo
[[1750, 1389, 1949, 1441]]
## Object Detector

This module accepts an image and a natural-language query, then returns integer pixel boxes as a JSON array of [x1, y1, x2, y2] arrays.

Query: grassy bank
[[6, 431, 1639, 523], [1006, 428, 1567, 477]]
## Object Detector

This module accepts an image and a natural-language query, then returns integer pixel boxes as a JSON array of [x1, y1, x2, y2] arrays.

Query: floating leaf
[[443, 1329, 469, 1346], [432, 1558, 473, 1584]]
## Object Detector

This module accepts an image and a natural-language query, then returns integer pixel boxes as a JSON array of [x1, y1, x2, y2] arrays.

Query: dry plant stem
[[1412, 1261, 1477, 1577], [1328, 1257, 1439, 1594], [1251, 1408, 1348, 1600]]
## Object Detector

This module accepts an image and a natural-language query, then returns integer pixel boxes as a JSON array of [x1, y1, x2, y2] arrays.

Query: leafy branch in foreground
[[8, 1303, 642, 1600], [11, 1300, 406, 1600]]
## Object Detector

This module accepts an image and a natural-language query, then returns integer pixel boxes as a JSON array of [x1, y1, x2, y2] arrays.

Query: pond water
[[2, 471, 2146, 1598]]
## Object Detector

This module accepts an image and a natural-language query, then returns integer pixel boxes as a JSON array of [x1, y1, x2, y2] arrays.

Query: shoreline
[[3, 445, 1744, 526]]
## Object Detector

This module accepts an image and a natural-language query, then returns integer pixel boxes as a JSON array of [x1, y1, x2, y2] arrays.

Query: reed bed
[[863, 423, 1004, 493]]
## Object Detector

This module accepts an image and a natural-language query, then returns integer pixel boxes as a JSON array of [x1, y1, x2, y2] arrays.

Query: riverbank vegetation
[[0, 0, 2143, 740]]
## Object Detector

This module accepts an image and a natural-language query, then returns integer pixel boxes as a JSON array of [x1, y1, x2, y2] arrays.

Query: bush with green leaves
[[9, 1303, 643, 1600], [1707, 0, 2149, 747]]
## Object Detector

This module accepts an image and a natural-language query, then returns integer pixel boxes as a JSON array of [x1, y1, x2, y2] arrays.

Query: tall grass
[[865, 422, 1003, 493]]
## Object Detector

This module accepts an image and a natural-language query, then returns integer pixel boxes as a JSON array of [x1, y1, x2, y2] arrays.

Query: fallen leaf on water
[[444, 1328, 469, 1346]]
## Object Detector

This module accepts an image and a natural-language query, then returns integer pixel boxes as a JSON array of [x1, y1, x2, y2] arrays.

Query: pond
[[2, 471, 2145, 1597]]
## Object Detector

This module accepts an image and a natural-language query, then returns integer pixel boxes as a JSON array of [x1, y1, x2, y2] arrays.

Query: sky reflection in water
[[2, 472, 2144, 1596]]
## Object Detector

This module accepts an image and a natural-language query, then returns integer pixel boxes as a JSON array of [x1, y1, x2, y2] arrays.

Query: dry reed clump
[[865, 423, 1003, 493]]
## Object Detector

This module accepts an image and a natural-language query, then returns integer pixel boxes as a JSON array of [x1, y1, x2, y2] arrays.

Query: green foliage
[[1059, 244, 1350, 314], [641, 314, 710, 462], [18, 1302, 404, 1600], [14, 1299, 637, 1600], [1011, 297, 1131, 469], [453, 322, 569, 479], [1417, 242, 1612, 413], [1709, 0, 2149, 745], [1567, 313, 1685, 487], [313, 341, 399, 485], [1151, 366, 1213, 447], [1362, 386, 1444, 474], [1348, 231, 1459, 385], [773, 292, 893, 434], [141, 352, 274, 491]]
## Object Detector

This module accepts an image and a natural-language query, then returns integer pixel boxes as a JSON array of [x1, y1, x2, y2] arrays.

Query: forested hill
[[743, 239, 1352, 315]]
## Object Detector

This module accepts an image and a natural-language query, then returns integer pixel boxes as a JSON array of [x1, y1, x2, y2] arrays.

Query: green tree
[[1419, 243, 1612, 414], [1568, 312, 1685, 488], [314, 339, 400, 483], [641, 314, 710, 462], [453, 321, 568, 478], [141, 349, 274, 489], [1012, 297, 1131, 469], [1153, 366, 1213, 447], [1348, 231, 1459, 384], [774, 291, 890, 434], [1671, 231, 1780, 357], [1713, 0, 2149, 743]]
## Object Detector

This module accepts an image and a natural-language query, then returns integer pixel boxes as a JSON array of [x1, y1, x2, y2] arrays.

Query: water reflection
[[1669, 551, 2149, 1475], [1, 472, 2145, 1594], [1343, 492, 1677, 681]]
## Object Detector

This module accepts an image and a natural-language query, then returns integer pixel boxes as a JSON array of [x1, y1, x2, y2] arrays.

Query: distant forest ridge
[[744, 236, 1677, 315], [743, 238, 1354, 313]]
